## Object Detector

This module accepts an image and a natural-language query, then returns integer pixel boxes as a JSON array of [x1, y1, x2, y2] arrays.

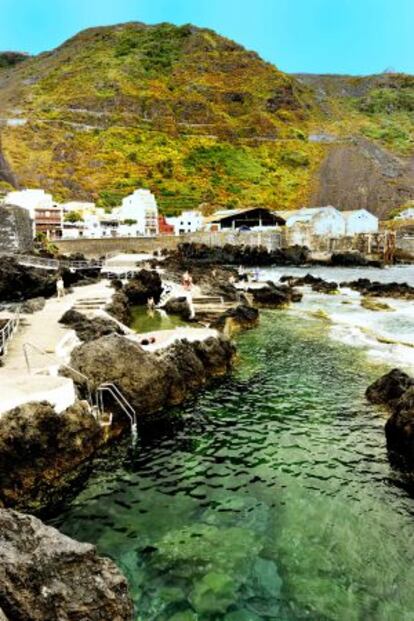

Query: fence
[[0, 305, 21, 357]]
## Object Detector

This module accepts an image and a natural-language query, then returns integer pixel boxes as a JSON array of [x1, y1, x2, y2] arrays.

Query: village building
[[395, 207, 414, 221], [343, 209, 379, 235], [3, 189, 64, 238], [285, 206, 346, 236], [166, 210, 204, 235], [158, 215, 174, 235], [117, 189, 159, 236], [205, 207, 285, 231]]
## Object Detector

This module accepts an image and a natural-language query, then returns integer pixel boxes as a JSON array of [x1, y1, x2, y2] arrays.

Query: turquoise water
[[55, 311, 414, 621]]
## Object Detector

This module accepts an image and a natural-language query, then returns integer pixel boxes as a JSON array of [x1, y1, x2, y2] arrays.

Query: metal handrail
[[12, 254, 103, 271], [22, 342, 93, 405], [96, 382, 137, 445], [0, 305, 21, 357]]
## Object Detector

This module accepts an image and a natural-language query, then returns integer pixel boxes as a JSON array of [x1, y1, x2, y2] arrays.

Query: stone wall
[[0, 205, 33, 253]]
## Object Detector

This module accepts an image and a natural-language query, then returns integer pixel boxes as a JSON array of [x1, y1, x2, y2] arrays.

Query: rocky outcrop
[[0, 508, 133, 621], [0, 257, 57, 302], [68, 334, 235, 418], [330, 251, 381, 267], [340, 278, 414, 299], [106, 290, 131, 324], [59, 308, 125, 342], [21, 297, 46, 313], [0, 401, 107, 512], [281, 273, 338, 293], [163, 296, 192, 320], [124, 269, 163, 305], [366, 369, 414, 466], [247, 282, 302, 307], [211, 304, 259, 335], [165, 242, 310, 267]]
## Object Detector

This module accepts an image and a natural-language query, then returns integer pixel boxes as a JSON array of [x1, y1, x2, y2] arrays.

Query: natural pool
[[54, 303, 414, 621], [130, 306, 188, 333]]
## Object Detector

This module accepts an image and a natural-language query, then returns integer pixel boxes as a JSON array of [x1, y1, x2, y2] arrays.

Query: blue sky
[[1, 0, 413, 75]]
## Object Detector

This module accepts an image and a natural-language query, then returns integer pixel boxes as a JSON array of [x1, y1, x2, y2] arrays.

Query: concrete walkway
[[0, 280, 115, 415]]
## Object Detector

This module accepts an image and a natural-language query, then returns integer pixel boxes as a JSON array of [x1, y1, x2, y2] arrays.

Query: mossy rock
[[361, 297, 393, 312], [189, 571, 237, 614]]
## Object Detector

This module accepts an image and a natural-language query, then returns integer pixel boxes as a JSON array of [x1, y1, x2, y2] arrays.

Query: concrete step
[[0, 375, 76, 416]]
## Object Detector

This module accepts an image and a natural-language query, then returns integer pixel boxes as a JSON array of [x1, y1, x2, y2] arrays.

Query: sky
[[1, 0, 413, 75]]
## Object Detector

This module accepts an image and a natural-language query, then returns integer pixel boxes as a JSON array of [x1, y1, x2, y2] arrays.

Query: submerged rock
[[68, 334, 235, 419], [124, 269, 163, 305], [59, 308, 125, 341], [0, 401, 106, 512], [0, 508, 133, 621], [190, 571, 237, 614], [211, 304, 259, 335], [360, 297, 393, 312]]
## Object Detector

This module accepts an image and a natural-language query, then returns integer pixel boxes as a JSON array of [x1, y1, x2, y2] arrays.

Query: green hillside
[[0, 23, 413, 215]]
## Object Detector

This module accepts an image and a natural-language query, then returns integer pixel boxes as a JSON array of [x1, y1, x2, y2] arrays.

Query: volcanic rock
[[124, 269, 163, 305], [68, 334, 235, 418], [0, 508, 133, 621], [59, 308, 125, 341], [0, 401, 105, 512], [0, 257, 57, 302], [211, 304, 259, 335]]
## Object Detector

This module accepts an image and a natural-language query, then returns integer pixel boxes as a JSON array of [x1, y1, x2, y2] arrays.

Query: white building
[[61, 201, 96, 215], [117, 189, 159, 236], [166, 210, 204, 235], [395, 207, 414, 220], [285, 206, 346, 237], [343, 209, 379, 235]]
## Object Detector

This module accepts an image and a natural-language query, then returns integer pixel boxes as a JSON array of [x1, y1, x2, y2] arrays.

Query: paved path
[[0, 280, 115, 414]]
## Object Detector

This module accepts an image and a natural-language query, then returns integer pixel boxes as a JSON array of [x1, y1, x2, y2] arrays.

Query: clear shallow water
[[131, 306, 188, 333], [262, 265, 414, 374], [55, 309, 414, 621]]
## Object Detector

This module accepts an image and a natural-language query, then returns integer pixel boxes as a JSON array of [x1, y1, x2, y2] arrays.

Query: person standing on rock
[[182, 271, 195, 319], [56, 276, 65, 299]]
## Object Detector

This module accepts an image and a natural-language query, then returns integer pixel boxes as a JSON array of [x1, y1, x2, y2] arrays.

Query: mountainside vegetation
[[0, 22, 413, 216]]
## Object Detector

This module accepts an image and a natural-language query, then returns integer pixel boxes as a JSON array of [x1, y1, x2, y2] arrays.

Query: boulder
[[21, 297, 46, 313], [330, 251, 370, 267], [106, 291, 131, 325], [248, 282, 302, 307], [124, 269, 163, 305], [59, 308, 125, 342], [0, 257, 57, 302], [340, 278, 414, 300], [0, 401, 106, 512], [163, 296, 191, 320], [68, 334, 235, 418], [281, 273, 338, 294], [367, 369, 414, 466], [365, 368, 414, 407], [0, 508, 133, 621], [211, 305, 259, 335]]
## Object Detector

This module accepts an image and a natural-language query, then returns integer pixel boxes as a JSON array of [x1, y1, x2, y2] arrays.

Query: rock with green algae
[[189, 571, 237, 615], [152, 524, 262, 579], [361, 297, 393, 312], [224, 610, 261, 621], [168, 610, 198, 621]]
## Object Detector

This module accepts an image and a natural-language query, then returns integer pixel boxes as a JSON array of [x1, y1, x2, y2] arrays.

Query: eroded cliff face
[[311, 138, 414, 217]]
